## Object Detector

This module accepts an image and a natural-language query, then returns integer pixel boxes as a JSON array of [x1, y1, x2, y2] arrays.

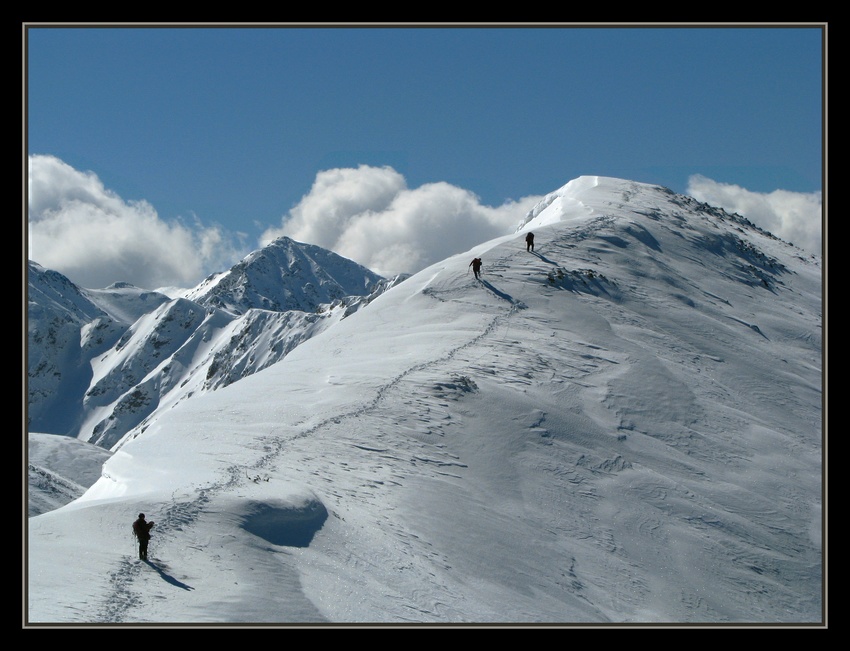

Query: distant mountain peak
[[28, 236, 390, 445], [184, 236, 384, 316]]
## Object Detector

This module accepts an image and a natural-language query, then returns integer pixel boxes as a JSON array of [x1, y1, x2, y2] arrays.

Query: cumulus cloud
[[261, 164, 538, 277], [27, 156, 822, 293], [686, 174, 823, 256], [27, 155, 248, 290]]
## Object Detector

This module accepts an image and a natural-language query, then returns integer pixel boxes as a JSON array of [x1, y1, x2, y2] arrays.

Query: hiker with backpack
[[132, 513, 155, 560], [525, 232, 535, 252], [469, 257, 483, 280]]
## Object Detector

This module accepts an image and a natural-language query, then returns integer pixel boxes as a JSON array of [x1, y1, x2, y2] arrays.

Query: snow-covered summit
[[26, 235, 393, 448], [183, 235, 384, 316], [27, 176, 823, 625]]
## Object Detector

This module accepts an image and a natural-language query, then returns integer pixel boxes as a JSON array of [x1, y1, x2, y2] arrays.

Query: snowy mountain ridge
[[27, 236, 399, 449], [27, 176, 823, 625], [181, 235, 385, 315]]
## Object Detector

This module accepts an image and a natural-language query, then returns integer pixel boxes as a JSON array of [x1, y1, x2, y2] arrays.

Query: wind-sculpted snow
[[28, 177, 822, 625], [238, 498, 328, 547]]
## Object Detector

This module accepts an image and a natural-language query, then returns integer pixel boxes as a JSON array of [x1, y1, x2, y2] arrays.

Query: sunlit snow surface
[[27, 177, 823, 626]]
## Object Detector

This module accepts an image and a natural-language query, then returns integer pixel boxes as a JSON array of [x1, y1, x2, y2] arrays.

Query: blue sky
[[25, 24, 825, 290]]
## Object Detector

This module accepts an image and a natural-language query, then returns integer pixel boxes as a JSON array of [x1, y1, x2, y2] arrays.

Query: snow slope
[[26, 177, 823, 626]]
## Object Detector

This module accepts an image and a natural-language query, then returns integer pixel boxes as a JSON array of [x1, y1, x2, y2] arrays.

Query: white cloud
[[686, 174, 822, 256], [27, 155, 248, 290], [27, 156, 822, 292], [261, 165, 539, 277]]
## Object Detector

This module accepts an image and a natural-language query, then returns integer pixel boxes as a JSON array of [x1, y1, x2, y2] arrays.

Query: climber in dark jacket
[[132, 513, 155, 560]]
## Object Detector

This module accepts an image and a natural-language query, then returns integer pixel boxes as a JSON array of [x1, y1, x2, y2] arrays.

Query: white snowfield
[[26, 177, 823, 626]]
